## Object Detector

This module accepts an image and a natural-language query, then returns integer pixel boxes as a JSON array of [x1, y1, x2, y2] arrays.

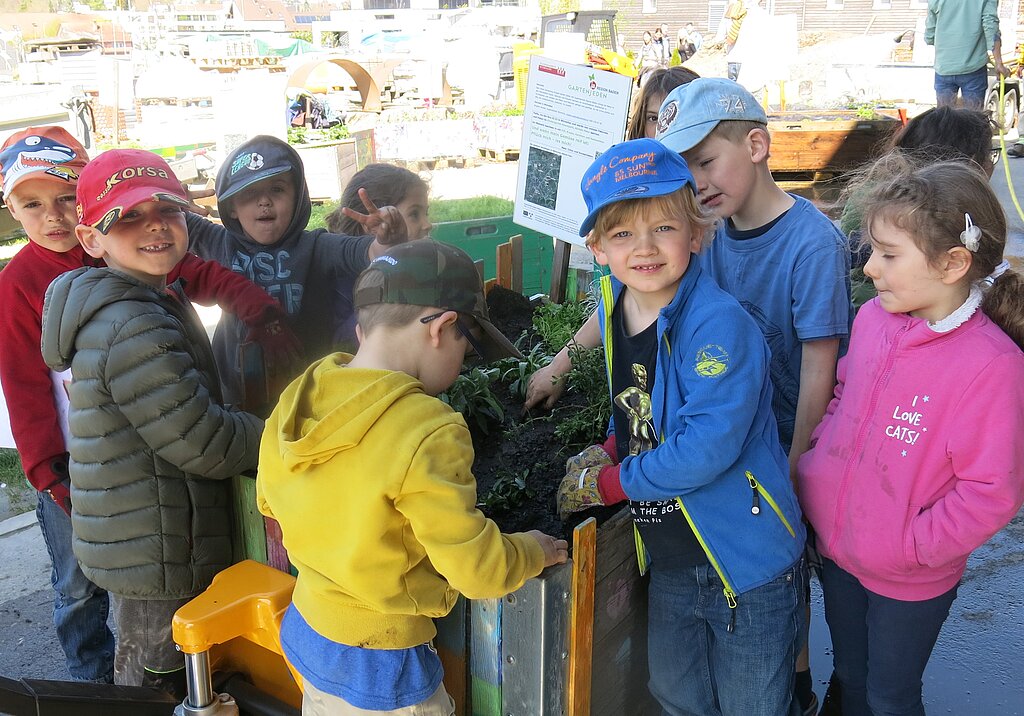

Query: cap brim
[[3, 164, 83, 200], [91, 186, 190, 234], [579, 177, 695, 237], [476, 317, 523, 362], [657, 119, 719, 154], [218, 164, 292, 202]]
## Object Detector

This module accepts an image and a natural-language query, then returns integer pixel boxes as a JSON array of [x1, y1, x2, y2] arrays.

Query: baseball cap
[[76, 149, 190, 234], [216, 136, 294, 203], [579, 138, 697, 237], [353, 240, 522, 362], [0, 127, 89, 198], [656, 77, 768, 154]]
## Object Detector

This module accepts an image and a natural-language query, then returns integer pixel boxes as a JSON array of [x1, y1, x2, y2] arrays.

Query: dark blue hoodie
[[186, 135, 372, 406]]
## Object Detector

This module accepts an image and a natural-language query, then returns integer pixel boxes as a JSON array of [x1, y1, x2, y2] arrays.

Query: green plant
[[847, 102, 879, 120], [553, 341, 612, 450], [494, 342, 552, 400], [479, 466, 536, 511], [322, 125, 350, 141], [287, 126, 308, 145], [531, 298, 594, 353], [305, 196, 515, 232], [439, 367, 505, 432], [479, 104, 524, 117]]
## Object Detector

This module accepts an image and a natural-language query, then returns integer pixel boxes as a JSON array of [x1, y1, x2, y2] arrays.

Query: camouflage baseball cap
[[354, 240, 522, 362]]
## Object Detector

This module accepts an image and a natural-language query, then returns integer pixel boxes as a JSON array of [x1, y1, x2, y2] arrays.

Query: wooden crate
[[767, 112, 899, 175]]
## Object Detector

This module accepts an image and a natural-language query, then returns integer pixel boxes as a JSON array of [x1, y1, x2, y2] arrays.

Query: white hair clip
[[960, 213, 982, 252]]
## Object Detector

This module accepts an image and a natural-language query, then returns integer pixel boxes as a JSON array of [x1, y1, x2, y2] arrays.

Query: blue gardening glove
[[557, 445, 614, 520]]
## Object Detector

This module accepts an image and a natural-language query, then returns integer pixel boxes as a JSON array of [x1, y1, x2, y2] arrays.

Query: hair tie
[[983, 259, 1011, 287], [960, 213, 981, 252]]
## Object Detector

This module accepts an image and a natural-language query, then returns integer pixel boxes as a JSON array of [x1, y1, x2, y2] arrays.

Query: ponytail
[[982, 269, 1024, 350]]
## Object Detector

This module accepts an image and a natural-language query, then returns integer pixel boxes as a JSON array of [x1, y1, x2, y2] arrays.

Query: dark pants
[[820, 558, 957, 716]]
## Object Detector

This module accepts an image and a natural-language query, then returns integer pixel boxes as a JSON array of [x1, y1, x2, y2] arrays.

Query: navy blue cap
[[656, 77, 767, 154], [216, 136, 294, 203], [579, 138, 697, 237]]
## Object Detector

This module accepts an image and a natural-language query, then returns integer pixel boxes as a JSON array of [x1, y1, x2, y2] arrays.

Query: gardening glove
[[243, 305, 303, 374], [557, 445, 615, 520], [43, 453, 72, 516]]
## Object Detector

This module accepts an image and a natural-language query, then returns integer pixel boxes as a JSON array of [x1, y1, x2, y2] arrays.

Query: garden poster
[[514, 56, 632, 247]]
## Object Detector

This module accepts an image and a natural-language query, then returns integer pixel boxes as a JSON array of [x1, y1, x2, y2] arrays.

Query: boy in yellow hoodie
[[257, 240, 567, 715]]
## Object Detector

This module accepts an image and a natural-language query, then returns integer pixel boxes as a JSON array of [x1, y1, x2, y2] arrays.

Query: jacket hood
[[216, 135, 311, 244], [270, 354, 424, 473], [41, 267, 166, 371]]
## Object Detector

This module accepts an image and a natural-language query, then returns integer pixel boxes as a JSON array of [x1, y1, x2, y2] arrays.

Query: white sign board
[[513, 56, 632, 247]]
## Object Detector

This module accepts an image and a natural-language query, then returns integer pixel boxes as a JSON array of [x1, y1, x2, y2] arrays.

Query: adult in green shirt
[[926, 0, 1008, 109]]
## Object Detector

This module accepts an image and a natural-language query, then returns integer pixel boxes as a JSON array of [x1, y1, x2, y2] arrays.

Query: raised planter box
[[767, 111, 900, 177]]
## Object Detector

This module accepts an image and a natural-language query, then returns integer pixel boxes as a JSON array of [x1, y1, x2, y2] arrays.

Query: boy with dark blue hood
[[186, 135, 407, 407]]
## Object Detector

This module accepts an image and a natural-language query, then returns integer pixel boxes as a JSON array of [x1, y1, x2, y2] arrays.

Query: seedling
[[479, 467, 536, 512], [440, 367, 505, 433]]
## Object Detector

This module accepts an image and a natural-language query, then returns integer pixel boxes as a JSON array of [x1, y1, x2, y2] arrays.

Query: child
[[326, 163, 433, 240], [186, 136, 407, 408], [0, 127, 292, 684], [797, 159, 1024, 715], [39, 149, 263, 692], [325, 163, 433, 348], [555, 139, 805, 716], [625, 66, 700, 141], [257, 239, 567, 714]]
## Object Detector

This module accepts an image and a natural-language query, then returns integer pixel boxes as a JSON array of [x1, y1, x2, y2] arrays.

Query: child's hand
[[340, 188, 408, 258], [527, 529, 569, 567], [181, 182, 215, 217], [523, 360, 568, 412]]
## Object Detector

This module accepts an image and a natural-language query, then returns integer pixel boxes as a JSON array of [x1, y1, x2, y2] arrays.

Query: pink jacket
[[797, 299, 1024, 601]]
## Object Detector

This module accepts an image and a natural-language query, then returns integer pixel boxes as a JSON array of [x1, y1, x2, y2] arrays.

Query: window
[[825, 0, 843, 9], [642, 0, 656, 14], [873, 0, 892, 8]]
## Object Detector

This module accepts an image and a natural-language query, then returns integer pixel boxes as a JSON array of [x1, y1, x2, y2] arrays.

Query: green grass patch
[[307, 196, 514, 232], [0, 448, 33, 516]]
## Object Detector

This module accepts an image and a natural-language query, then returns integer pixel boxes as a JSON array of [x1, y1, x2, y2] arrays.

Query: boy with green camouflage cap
[[257, 240, 567, 715]]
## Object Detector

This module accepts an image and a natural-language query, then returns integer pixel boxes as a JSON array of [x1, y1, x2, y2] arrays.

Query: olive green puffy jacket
[[41, 267, 262, 599]]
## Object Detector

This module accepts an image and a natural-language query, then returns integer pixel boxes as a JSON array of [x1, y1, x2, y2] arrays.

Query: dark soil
[[473, 287, 620, 541]]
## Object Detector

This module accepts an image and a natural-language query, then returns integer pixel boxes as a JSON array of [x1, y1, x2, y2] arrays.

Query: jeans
[[647, 560, 805, 716], [934, 66, 988, 109], [37, 493, 114, 682], [819, 558, 957, 716]]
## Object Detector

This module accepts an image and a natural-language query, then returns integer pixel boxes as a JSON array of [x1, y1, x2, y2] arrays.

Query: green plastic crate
[[432, 217, 553, 297]]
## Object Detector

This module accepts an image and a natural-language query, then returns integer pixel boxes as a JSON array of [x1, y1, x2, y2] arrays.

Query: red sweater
[[0, 241, 277, 492]]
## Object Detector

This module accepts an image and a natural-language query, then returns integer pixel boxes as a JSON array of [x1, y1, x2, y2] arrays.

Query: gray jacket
[[41, 267, 262, 599]]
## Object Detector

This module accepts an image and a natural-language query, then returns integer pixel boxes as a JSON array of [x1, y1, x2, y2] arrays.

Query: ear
[[76, 225, 105, 259], [355, 323, 364, 345], [940, 246, 973, 284], [426, 310, 459, 348], [689, 225, 706, 253], [589, 239, 610, 266], [747, 127, 771, 163]]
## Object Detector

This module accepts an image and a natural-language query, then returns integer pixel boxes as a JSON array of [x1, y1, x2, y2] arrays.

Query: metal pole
[[183, 651, 215, 709]]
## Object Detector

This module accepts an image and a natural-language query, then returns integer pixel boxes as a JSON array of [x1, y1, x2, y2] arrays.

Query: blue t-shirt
[[703, 195, 852, 451], [280, 604, 443, 710]]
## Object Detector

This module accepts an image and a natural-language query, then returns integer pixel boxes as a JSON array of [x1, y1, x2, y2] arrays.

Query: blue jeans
[[37, 494, 114, 682], [647, 560, 805, 716], [934, 66, 988, 110], [819, 558, 957, 716]]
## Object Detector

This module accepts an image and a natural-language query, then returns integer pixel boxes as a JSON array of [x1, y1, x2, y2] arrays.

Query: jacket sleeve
[[394, 421, 545, 599], [309, 230, 373, 277], [983, 0, 999, 51], [924, 2, 936, 45], [0, 280, 67, 492], [911, 352, 1024, 568], [105, 308, 263, 478], [617, 310, 768, 501], [185, 212, 231, 260], [169, 252, 278, 323]]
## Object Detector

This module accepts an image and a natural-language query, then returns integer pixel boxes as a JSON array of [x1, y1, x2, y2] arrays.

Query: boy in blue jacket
[[557, 139, 805, 716]]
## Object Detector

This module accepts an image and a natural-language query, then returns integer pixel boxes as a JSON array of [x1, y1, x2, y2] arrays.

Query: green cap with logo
[[354, 240, 522, 362]]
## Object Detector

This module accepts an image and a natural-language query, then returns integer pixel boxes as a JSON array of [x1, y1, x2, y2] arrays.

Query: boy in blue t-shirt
[[556, 139, 805, 716]]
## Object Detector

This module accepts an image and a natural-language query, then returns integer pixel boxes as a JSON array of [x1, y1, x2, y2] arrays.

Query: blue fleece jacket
[[598, 257, 804, 596]]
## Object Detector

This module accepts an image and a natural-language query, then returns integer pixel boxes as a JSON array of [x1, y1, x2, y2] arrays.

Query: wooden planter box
[[766, 111, 899, 177], [436, 510, 658, 716]]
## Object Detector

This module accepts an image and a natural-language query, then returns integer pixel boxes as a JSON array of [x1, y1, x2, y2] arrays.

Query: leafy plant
[[494, 342, 552, 400], [440, 367, 505, 433], [553, 341, 612, 450], [531, 298, 594, 353], [479, 467, 536, 512], [287, 126, 308, 145], [479, 104, 524, 117], [322, 125, 350, 141]]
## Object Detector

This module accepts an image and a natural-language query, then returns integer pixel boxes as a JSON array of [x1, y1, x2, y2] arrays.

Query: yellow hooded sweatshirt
[[257, 353, 546, 649]]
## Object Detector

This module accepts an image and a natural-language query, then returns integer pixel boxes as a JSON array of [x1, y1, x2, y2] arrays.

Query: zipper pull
[[746, 471, 760, 515], [724, 588, 738, 633]]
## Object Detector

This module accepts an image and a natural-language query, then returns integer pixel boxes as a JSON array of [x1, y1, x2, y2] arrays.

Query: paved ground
[[2, 156, 1024, 713]]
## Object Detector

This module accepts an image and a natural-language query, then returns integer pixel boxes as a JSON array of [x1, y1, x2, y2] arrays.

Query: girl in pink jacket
[[797, 158, 1024, 716]]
